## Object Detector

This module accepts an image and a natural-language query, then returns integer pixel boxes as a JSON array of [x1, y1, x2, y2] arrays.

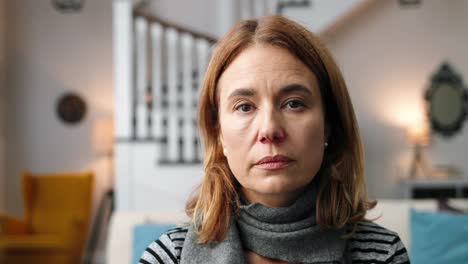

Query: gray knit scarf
[[180, 184, 349, 264]]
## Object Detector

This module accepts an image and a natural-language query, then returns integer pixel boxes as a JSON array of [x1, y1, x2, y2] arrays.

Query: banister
[[133, 8, 218, 43]]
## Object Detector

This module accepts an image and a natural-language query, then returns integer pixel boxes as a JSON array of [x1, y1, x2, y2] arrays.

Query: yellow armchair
[[0, 171, 94, 264]]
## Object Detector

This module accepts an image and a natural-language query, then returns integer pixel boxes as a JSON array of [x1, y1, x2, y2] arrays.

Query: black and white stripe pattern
[[140, 227, 187, 264], [139, 221, 410, 264], [350, 221, 409, 264]]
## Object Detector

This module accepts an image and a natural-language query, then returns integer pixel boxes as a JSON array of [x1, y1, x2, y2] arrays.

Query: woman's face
[[217, 44, 326, 207]]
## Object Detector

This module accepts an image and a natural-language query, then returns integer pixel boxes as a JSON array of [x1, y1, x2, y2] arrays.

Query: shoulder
[[139, 226, 189, 264], [349, 221, 410, 264]]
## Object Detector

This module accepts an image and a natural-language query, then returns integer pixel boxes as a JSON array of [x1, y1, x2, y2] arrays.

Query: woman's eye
[[235, 103, 253, 113], [285, 100, 305, 109]]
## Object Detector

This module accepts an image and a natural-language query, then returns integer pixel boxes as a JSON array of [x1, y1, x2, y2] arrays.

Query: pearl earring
[[223, 148, 228, 156], [324, 142, 328, 148]]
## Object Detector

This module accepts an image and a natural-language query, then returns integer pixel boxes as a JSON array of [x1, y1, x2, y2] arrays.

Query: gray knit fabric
[[180, 184, 349, 264], [237, 184, 347, 263], [181, 221, 246, 264]]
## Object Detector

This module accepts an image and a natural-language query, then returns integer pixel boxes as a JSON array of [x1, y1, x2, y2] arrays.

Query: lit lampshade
[[93, 118, 114, 156], [406, 122, 430, 147]]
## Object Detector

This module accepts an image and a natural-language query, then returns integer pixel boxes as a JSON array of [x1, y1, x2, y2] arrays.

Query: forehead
[[217, 44, 317, 97]]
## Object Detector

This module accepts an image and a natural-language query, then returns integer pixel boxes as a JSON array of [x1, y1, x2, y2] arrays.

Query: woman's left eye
[[284, 99, 305, 109]]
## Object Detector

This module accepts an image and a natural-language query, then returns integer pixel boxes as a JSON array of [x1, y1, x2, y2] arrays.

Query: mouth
[[255, 155, 294, 170]]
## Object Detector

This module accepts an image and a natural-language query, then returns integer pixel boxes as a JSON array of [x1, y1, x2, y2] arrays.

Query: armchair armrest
[[0, 213, 29, 235]]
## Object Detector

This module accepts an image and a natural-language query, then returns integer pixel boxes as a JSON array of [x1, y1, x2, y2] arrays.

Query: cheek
[[220, 114, 253, 149], [290, 115, 325, 165], [303, 120, 324, 145], [219, 115, 254, 179], [288, 109, 324, 138]]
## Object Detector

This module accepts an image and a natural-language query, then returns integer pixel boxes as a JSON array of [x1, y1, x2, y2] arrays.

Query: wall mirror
[[425, 63, 468, 137]]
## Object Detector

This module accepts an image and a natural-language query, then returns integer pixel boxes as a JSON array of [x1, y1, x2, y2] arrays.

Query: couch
[[106, 199, 468, 264]]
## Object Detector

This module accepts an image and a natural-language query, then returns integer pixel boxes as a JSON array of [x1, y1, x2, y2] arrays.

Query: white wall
[[323, 0, 468, 198], [283, 0, 364, 34], [5, 0, 114, 216], [0, 0, 6, 212]]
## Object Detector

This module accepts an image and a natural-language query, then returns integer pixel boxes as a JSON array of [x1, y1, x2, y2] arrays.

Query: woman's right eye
[[235, 103, 253, 113]]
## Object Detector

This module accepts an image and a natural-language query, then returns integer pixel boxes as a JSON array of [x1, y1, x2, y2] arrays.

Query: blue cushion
[[410, 208, 468, 264], [132, 223, 176, 264]]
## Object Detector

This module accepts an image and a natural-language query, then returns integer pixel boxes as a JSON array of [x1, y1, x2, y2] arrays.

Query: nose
[[257, 108, 286, 144]]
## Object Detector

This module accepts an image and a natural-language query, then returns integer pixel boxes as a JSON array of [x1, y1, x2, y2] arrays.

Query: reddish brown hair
[[187, 15, 376, 243]]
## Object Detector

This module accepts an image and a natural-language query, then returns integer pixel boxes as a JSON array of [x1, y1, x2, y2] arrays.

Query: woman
[[140, 16, 409, 264]]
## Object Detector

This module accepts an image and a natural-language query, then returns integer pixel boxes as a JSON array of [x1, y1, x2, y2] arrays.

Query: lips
[[255, 155, 294, 170], [256, 155, 293, 164]]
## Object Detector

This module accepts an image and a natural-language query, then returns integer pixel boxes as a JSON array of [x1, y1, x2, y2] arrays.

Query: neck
[[241, 187, 306, 208]]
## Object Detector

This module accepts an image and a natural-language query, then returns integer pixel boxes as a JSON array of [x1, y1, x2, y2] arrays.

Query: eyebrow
[[226, 84, 313, 101], [278, 84, 313, 97], [227, 88, 256, 101]]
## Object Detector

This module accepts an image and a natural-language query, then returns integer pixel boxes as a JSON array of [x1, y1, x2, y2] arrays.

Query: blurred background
[[0, 0, 467, 263]]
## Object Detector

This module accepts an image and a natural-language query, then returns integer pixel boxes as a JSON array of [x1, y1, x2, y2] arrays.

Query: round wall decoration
[[56, 92, 87, 125]]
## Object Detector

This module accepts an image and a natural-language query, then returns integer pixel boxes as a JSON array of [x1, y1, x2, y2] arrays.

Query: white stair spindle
[[240, 0, 253, 20], [253, 0, 266, 17], [166, 28, 179, 162], [135, 17, 149, 138], [197, 39, 210, 83], [151, 23, 164, 139], [266, 0, 279, 15], [194, 39, 211, 158], [182, 33, 195, 163]]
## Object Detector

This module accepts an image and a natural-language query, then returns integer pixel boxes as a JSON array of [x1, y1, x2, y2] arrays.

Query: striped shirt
[[140, 221, 410, 264]]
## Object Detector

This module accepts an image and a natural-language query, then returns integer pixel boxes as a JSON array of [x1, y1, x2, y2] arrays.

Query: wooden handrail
[[133, 8, 218, 43]]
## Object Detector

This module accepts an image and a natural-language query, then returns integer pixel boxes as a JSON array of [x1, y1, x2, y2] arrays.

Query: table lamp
[[406, 123, 430, 179]]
